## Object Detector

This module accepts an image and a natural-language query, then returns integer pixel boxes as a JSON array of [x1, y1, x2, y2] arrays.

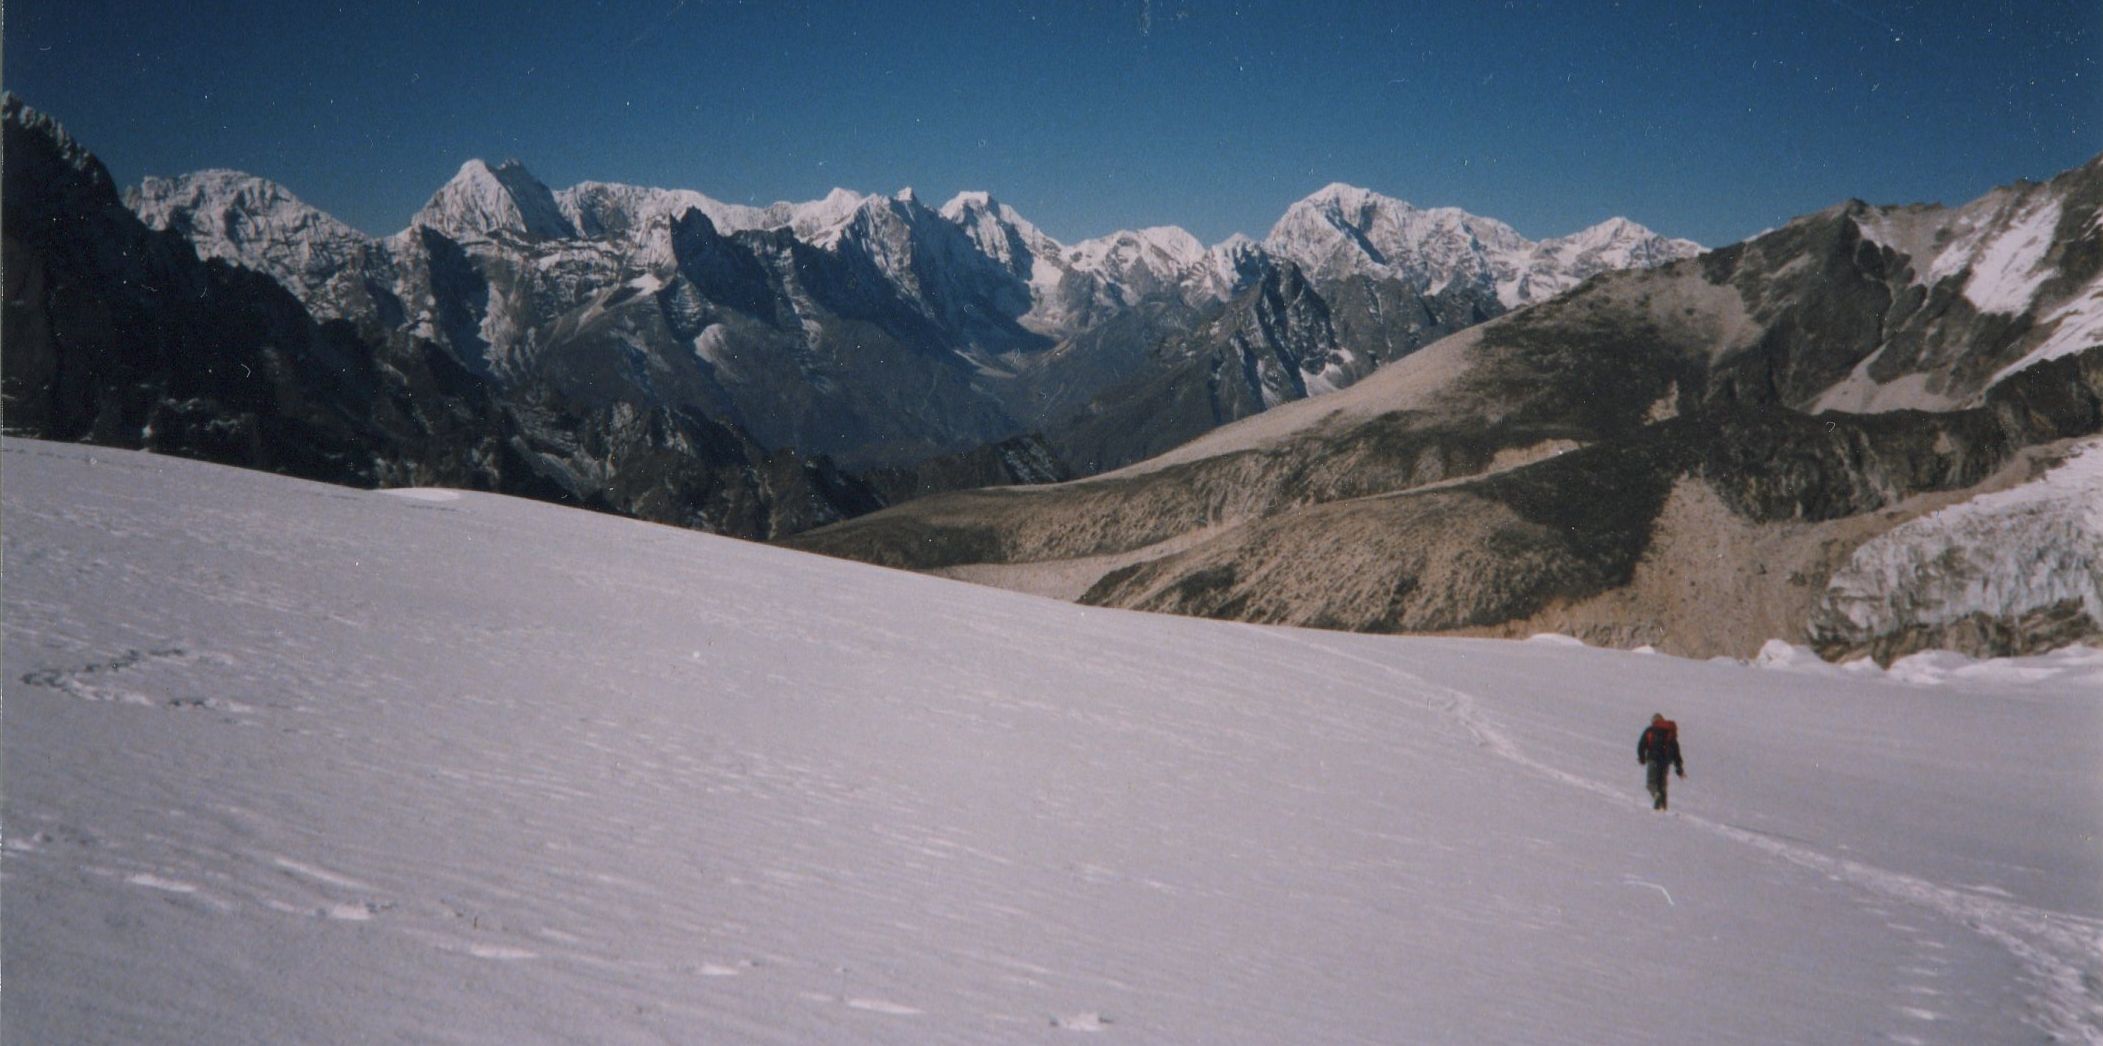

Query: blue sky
[[7, 1, 2098, 247]]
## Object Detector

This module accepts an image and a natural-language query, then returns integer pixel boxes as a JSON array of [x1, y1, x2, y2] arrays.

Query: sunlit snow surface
[[4, 439, 2100, 1044]]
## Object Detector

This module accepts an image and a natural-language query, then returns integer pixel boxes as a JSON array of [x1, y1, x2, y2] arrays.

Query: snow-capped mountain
[[938, 190, 1060, 280], [1194, 233, 1277, 302], [1064, 226, 1208, 298], [937, 189, 1106, 335], [114, 109, 1703, 471], [1265, 182, 1528, 290], [21, 89, 2103, 663], [411, 159, 577, 243], [1264, 182, 1702, 307], [557, 180, 769, 241], [936, 191, 1255, 337], [1508, 216, 1707, 304], [128, 170, 380, 313]]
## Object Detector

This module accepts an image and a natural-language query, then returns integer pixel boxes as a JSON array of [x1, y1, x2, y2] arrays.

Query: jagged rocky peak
[[411, 158, 577, 242], [128, 169, 373, 280], [785, 186, 882, 245], [1065, 226, 1209, 296], [938, 190, 1052, 242], [781, 186, 966, 267], [939, 190, 1063, 277], [3, 93, 115, 196], [1265, 180, 1698, 306], [1197, 233, 1277, 300], [938, 189, 1000, 219], [1539, 216, 1702, 267], [791, 186, 1027, 287]]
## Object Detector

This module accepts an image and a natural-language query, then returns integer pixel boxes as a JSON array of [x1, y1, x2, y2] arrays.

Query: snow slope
[[5, 439, 2100, 1043]]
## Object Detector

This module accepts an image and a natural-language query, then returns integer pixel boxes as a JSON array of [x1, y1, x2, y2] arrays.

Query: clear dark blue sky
[[7, 1, 2098, 247]]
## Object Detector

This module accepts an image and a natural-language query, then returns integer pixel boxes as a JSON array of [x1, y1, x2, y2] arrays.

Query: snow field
[[3, 439, 2099, 1043]]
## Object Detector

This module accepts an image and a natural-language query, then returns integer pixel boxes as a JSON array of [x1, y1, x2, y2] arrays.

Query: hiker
[[1637, 713, 1684, 811]]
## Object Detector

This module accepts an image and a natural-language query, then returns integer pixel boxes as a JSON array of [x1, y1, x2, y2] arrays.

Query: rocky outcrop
[[1045, 261, 1504, 473]]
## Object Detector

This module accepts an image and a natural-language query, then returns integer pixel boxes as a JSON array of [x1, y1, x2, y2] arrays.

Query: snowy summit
[[411, 159, 579, 243], [1263, 183, 1702, 306]]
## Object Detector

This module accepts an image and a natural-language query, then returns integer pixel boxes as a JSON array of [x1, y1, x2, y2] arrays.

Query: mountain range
[[124, 138, 1699, 473], [19, 91, 1693, 543]]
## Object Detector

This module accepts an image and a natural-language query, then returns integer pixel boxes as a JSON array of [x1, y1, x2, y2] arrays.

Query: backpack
[[1645, 721, 1677, 760]]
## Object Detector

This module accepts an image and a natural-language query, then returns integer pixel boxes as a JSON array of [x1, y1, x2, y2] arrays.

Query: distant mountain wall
[[127, 131, 1698, 474]]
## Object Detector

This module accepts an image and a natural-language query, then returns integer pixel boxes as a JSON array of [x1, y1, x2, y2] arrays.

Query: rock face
[[127, 145, 1697, 473], [127, 169, 382, 317], [1048, 259, 1503, 473], [3, 96, 878, 540], [3, 96, 498, 488], [790, 155, 2103, 661]]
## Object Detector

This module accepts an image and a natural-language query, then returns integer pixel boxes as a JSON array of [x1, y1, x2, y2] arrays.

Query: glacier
[[1813, 437, 2103, 662]]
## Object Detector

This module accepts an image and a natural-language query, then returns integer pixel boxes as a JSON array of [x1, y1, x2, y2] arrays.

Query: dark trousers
[[1645, 760, 1671, 810]]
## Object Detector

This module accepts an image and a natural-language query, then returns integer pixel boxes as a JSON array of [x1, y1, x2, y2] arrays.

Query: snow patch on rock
[[1988, 276, 2103, 388], [1961, 195, 2061, 315]]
